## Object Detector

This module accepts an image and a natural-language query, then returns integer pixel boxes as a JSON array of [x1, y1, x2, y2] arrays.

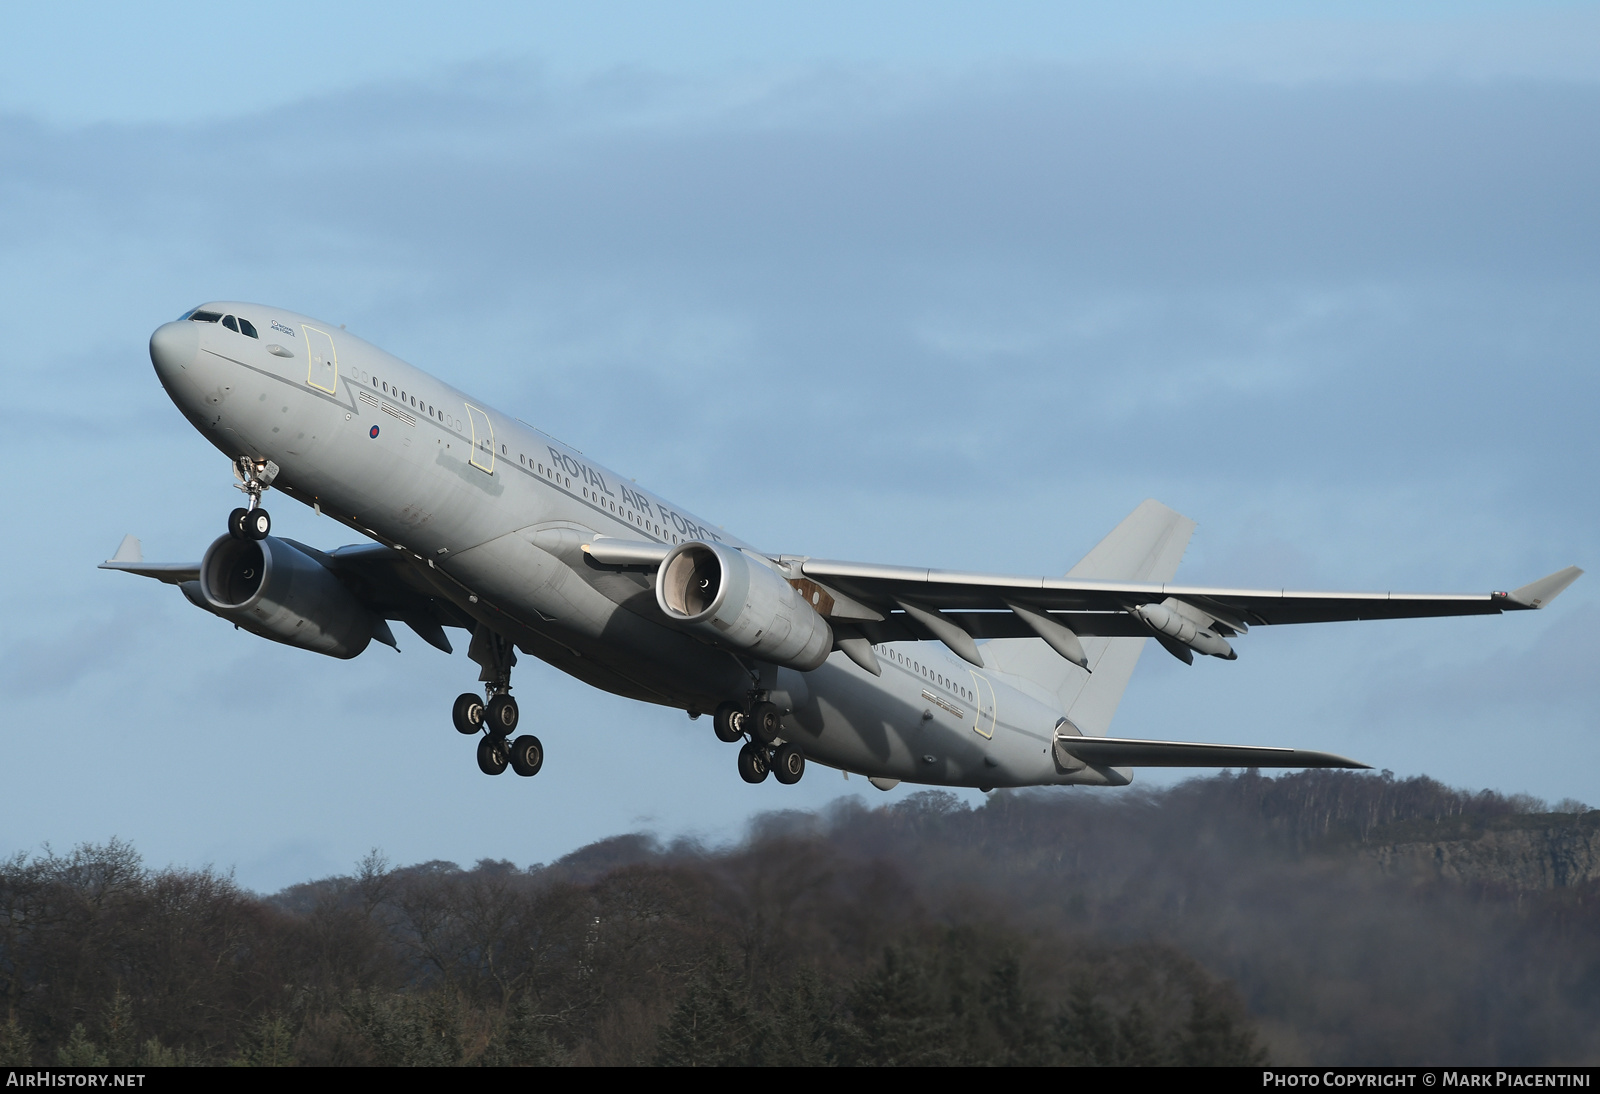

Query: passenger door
[[465, 403, 495, 473], [969, 671, 997, 739], [302, 325, 338, 394]]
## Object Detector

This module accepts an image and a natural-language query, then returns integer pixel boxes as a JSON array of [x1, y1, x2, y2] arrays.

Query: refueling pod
[[655, 540, 833, 671], [1135, 600, 1237, 662], [193, 535, 378, 658]]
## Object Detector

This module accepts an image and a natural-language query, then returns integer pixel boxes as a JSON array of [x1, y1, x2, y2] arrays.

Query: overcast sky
[[1, 2, 1595, 891]]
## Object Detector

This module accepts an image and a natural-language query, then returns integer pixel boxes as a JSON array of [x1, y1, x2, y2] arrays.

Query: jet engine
[[193, 535, 377, 658], [655, 541, 833, 671]]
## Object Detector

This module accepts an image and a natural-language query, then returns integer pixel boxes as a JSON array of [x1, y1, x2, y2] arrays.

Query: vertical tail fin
[[984, 500, 1195, 736]]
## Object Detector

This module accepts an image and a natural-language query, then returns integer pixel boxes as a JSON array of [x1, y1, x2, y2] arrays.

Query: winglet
[[98, 536, 200, 585], [1506, 566, 1583, 609], [109, 534, 143, 564]]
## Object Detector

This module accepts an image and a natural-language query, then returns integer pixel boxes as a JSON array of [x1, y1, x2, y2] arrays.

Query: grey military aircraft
[[105, 303, 1582, 791]]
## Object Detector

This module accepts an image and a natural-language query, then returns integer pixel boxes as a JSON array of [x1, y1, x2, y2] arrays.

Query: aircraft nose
[[149, 320, 199, 384]]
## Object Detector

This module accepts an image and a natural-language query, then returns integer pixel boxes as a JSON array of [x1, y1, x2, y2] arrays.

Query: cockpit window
[[238, 318, 259, 338], [186, 310, 223, 323], [222, 315, 239, 333]]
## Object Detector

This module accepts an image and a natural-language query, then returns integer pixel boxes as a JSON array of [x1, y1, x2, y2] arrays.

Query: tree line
[[2, 768, 1593, 1065], [0, 836, 1259, 1066]]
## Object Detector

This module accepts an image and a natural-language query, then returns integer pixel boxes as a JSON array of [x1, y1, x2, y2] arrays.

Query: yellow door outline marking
[[969, 670, 997, 739], [302, 325, 338, 394], [465, 403, 495, 473]]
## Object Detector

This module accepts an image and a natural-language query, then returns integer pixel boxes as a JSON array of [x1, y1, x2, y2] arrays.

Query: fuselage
[[149, 303, 1115, 789]]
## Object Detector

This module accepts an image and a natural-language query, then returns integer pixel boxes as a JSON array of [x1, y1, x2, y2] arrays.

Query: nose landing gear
[[227, 456, 278, 540]]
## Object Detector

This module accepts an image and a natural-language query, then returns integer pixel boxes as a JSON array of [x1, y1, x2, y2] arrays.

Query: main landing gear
[[715, 698, 805, 786], [459, 625, 543, 779], [227, 456, 278, 541], [459, 687, 543, 779]]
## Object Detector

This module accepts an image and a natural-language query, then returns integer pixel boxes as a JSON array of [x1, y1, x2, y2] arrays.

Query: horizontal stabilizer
[[1507, 566, 1583, 609], [1055, 735, 1368, 770]]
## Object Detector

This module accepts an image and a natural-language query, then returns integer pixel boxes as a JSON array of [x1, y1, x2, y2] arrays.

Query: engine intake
[[655, 541, 832, 671], [196, 535, 376, 658]]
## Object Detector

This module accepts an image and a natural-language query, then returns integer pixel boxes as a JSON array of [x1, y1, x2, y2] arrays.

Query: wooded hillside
[[2, 769, 1594, 1066]]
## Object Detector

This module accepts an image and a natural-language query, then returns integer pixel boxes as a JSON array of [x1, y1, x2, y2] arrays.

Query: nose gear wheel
[[227, 457, 278, 540]]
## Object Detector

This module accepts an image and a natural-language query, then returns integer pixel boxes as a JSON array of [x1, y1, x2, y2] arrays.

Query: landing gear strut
[[227, 456, 278, 540], [461, 624, 542, 778]]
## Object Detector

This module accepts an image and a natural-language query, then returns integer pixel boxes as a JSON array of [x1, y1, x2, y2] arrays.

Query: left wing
[[795, 557, 1582, 667]]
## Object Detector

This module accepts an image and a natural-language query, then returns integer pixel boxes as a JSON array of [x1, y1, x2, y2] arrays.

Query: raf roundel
[[369, 425, 380, 439]]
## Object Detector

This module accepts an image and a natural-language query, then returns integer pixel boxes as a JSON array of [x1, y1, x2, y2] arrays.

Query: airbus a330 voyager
[[105, 303, 1582, 791]]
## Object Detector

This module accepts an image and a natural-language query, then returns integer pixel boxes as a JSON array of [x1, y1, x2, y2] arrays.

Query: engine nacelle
[[655, 541, 833, 671], [195, 535, 376, 659]]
